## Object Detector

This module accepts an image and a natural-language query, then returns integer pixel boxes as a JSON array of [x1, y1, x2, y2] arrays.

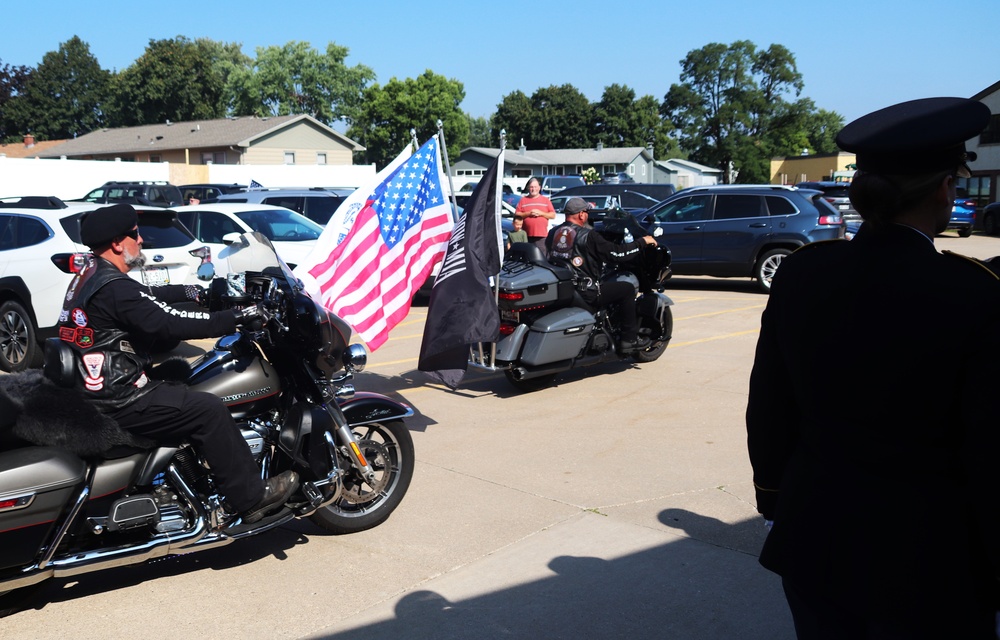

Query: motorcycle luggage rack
[[469, 341, 503, 372]]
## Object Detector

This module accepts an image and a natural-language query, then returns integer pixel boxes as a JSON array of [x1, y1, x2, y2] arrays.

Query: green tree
[[0, 59, 31, 142], [348, 70, 468, 169], [224, 41, 374, 126], [106, 36, 232, 126], [661, 41, 828, 183], [492, 90, 533, 148], [594, 84, 678, 158], [801, 107, 845, 155], [4, 37, 109, 140], [466, 113, 493, 147]]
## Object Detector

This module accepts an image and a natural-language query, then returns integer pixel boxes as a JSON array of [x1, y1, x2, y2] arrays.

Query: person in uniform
[[545, 197, 656, 352], [746, 97, 1000, 638], [57, 203, 298, 524]]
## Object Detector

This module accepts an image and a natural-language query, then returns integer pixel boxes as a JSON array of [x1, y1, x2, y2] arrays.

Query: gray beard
[[124, 248, 147, 269]]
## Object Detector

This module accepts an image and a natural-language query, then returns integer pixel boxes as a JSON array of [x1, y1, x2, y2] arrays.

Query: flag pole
[[488, 130, 508, 369], [437, 119, 460, 224]]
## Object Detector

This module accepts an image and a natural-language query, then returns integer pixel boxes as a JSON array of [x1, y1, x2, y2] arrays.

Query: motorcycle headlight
[[343, 344, 367, 373]]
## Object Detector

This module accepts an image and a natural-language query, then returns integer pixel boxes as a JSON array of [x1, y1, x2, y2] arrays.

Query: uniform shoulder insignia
[[941, 250, 1000, 280]]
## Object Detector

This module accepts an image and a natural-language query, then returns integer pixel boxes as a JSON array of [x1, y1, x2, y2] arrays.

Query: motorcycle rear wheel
[[310, 420, 414, 535]]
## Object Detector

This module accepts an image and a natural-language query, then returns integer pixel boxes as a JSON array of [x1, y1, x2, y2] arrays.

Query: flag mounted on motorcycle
[[418, 148, 504, 388], [295, 137, 453, 352]]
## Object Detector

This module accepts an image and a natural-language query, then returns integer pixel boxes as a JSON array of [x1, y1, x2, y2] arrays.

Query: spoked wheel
[[310, 420, 414, 534], [0, 300, 40, 373], [504, 370, 557, 393], [633, 306, 673, 363], [754, 249, 792, 293]]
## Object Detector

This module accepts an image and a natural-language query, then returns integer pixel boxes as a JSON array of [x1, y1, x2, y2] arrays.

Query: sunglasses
[[121, 228, 139, 241]]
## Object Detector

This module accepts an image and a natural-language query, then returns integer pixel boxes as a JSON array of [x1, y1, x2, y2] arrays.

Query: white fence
[[0, 156, 377, 201]]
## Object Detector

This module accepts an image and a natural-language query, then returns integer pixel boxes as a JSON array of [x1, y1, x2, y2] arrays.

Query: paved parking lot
[[5, 232, 1000, 639]]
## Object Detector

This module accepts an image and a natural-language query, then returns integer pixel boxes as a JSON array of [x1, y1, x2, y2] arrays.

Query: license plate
[[838, 204, 848, 210], [500, 309, 519, 323], [143, 267, 170, 286]]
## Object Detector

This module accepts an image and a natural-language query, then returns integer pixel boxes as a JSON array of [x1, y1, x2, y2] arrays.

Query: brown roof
[[0, 138, 71, 158], [33, 114, 363, 158]]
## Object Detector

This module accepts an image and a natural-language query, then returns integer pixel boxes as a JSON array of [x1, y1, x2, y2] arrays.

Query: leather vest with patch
[[548, 222, 599, 287], [58, 259, 155, 412]]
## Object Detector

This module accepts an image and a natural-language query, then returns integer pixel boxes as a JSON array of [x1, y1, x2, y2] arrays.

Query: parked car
[[209, 187, 350, 226], [0, 198, 210, 372], [982, 202, 1000, 235], [601, 171, 636, 184], [179, 183, 247, 204], [557, 183, 676, 213], [73, 181, 185, 208], [527, 175, 586, 196], [949, 196, 976, 237], [627, 185, 845, 293], [795, 181, 858, 222], [173, 203, 322, 271]]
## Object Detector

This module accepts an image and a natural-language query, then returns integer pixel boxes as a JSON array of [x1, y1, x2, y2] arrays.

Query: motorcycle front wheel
[[633, 306, 673, 363], [310, 420, 414, 535]]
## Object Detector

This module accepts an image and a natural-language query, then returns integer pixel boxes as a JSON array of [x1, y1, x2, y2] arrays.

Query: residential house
[[34, 114, 363, 167], [452, 143, 664, 184], [966, 80, 1000, 208], [652, 158, 721, 188], [769, 151, 857, 186]]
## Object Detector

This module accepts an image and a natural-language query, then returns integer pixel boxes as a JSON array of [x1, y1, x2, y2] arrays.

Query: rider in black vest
[[545, 197, 656, 352], [58, 203, 298, 524]]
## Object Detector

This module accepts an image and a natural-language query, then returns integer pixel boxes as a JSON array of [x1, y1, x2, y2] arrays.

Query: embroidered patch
[[58, 309, 69, 323], [74, 328, 94, 348], [134, 372, 148, 389], [82, 352, 105, 391], [120, 340, 135, 354], [72, 308, 88, 327], [59, 326, 76, 342], [572, 256, 584, 267]]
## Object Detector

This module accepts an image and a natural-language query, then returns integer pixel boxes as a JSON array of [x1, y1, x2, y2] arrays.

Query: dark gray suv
[[634, 185, 845, 292]]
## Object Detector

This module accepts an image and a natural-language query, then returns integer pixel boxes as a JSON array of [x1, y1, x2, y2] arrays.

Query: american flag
[[304, 137, 453, 351]]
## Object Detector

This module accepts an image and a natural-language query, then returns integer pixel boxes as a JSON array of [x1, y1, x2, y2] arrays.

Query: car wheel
[[0, 300, 41, 373], [959, 226, 973, 238], [985, 213, 998, 236], [754, 249, 792, 294]]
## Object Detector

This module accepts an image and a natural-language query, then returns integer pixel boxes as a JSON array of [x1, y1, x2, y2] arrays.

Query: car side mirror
[[196, 262, 216, 281], [221, 232, 242, 246]]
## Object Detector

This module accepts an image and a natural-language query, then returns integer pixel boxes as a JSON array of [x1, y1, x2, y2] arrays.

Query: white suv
[[0, 197, 211, 372]]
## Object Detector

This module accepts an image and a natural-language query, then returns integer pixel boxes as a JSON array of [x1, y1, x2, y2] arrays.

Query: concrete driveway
[[4, 232, 998, 639]]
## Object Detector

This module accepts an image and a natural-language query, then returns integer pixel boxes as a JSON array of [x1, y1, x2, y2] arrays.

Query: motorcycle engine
[[239, 419, 271, 462]]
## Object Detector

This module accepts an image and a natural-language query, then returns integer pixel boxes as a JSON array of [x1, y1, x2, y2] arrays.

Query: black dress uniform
[[747, 98, 1000, 639]]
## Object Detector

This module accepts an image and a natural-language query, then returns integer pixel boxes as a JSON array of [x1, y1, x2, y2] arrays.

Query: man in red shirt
[[514, 177, 556, 248]]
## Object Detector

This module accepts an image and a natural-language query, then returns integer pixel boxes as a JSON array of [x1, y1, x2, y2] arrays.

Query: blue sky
[[3, 0, 994, 129]]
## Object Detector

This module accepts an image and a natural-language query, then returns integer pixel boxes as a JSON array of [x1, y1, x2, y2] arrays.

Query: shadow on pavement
[[312, 509, 794, 640]]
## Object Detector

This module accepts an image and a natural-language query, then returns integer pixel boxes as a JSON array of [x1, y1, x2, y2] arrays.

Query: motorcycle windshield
[[225, 232, 299, 286]]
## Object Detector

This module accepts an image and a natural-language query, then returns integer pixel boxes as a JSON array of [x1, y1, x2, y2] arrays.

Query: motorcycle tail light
[[51, 252, 93, 274], [189, 245, 212, 263], [499, 323, 516, 336], [498, 291, 523, 301]]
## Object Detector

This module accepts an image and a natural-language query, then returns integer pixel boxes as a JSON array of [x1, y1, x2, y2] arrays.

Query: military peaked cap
[[836, 97, 991, 177]]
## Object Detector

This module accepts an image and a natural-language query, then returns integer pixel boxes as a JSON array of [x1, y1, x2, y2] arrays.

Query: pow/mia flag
[[418, 151, 504, 388]]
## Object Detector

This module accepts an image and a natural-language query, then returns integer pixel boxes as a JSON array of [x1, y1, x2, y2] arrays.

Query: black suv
[[179, 183, 246, 204], [632, 185, 845, 292], [75, 181, 184, 208]]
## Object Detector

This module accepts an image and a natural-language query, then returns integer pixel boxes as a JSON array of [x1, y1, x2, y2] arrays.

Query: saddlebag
[[0, 446, 86, 571], [520, 307, 594, 366]]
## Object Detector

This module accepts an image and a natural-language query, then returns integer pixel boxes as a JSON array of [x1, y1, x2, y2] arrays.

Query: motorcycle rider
[[56, 203, 298, 524], [545, 197, 656, 352]]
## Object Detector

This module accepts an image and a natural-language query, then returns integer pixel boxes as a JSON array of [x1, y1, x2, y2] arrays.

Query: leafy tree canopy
[[0, 58, 31, 142], [348, 70, 468, 169], [661, 41, 825, 183], [225, 41, 374, 126]]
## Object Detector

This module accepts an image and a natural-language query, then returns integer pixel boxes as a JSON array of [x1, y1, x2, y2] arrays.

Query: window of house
[[284, 151, 295, 165], [603, 165, 615, 174], [980, 114, 1000, 145], [628, 164, 635, 175], [150, 155, 161, 163], [317, 153, 327, 165]]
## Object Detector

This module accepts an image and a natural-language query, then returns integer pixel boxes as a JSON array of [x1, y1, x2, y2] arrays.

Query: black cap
[[563, 197, 589, 214], [836, 97, 991, 178], [80, 203, 138, 249]]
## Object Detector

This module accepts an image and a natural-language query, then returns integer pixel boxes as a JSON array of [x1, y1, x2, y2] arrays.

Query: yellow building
[[770, 151, 856, 185]]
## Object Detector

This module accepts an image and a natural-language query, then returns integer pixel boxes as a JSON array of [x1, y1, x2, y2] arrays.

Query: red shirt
[[515, 195, 556, 238]]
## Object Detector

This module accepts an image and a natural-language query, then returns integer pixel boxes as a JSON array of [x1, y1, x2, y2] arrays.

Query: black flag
[[418, 152, 503, 388]]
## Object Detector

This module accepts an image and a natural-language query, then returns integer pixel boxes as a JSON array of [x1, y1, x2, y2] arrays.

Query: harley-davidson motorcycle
[[0, 233, 414, 614], [471, 212, 674, 391]]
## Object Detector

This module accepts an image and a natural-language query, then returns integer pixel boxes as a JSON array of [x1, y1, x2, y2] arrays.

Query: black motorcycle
[[471, 212, 674, 391], [0, 233, 414, 614]]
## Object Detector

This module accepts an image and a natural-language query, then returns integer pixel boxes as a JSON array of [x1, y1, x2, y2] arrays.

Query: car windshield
[[548, 178, 583, 190], [234, 208, 322, 241]]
